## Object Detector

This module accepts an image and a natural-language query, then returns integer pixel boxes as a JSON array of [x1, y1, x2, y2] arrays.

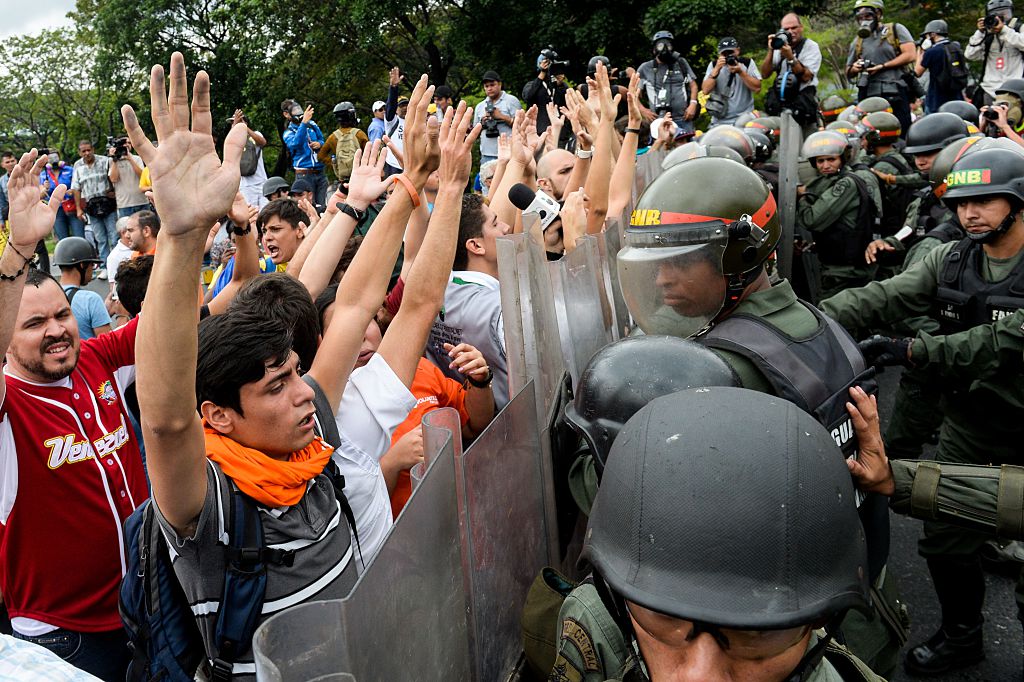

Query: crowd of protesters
[[1, 1, 1024, 680]]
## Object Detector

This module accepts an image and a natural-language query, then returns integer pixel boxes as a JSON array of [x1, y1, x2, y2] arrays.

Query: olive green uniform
[[821, 242, 1024, 620], [560, 280, 906, 678], [798, 170, 882, 298]]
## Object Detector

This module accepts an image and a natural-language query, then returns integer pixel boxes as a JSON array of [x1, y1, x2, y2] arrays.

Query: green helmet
[[662, 141, 745, 170], [826, 119, 860, 144], [820, 95, 850, 124], [732, 110, 763, 129], [938, 100, 981, 126], [859, 110, 901, 148], [903, 112, 968, 154], [620, 157, 779, 337], [563, 336, 737, 476], [929, 136, 984, 193], [854, 0, 884, 11], [743, 116, 780, 145], [700, 125, 755, 163], [803, 130, 852, 165], [53, 236, 102, 267], [582, 387, 869, 629], [855, 96, 893, 117], [943, 147, 1024, 242]]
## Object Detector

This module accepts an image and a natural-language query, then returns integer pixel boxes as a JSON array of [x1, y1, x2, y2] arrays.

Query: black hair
[[615, 116, 651, 146], [257, 197, 307, 231], [453, 193, 487, 271], [116, 255, 154, 317], [134, 210, 161, 238], [314, 283, 339, 331], [197, 308, 294, 416], [1, 151, 14, 160], [281, 98, 297, 113], [25, 266, 58, 289], [229, 273, 320, 373]]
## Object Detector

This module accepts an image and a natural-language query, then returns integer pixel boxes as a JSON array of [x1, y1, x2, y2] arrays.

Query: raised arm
[[608, 73, 642, 219], [377, 101, 481, 388], [207, 197, 260, 316], [306, 76, 439, 410], [1, 152, 66, 404], [123, 52, 247, 534], [584, 62, 616, 234]]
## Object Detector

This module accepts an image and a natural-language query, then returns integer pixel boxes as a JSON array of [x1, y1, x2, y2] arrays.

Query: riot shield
[[412, 407, 463, 493], [457, 382, 547, 682], [600, 214, 631, 340], [777, 110, 801, 282], [634, 147, 667, 200], [550, 235, 613, 386], [253, 424, 470, 682]]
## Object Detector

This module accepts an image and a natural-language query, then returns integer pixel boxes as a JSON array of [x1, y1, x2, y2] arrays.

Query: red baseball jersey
[[0, 317, 149, 632]]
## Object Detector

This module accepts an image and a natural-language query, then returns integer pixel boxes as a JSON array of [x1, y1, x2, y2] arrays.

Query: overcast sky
[[1, 0, 76, 39]]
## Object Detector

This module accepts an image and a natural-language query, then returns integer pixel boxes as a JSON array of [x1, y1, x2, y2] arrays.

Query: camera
[[771, 31, 790, 49], [540, 46, 569, 77], [482, 100, 501, 138], [725, 54, 739, 66], [985, 13, 1001, 28], [856, 60, 875, 89], [107, 135, 129, 160]]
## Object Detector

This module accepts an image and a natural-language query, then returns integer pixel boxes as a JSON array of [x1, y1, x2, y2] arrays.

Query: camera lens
[[984, 109, 1000, 120]]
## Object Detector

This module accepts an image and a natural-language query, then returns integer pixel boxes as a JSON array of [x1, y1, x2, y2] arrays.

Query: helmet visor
[[618, 239, 728, 338]]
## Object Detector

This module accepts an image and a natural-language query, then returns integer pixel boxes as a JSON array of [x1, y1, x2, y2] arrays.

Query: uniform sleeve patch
[[561, 617, 601, 672], [549, 655, 584, 682]]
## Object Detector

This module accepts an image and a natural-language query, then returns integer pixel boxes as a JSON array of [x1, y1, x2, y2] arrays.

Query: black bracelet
[[625, 127, 642, 135], [232, 221, 253, 236], [0, 242, 35, 281], [466, 368, 493, 389]]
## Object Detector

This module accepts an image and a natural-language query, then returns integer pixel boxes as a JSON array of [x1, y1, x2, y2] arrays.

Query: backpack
[[119, 460, 355, 681], [331, 128, 361, 181], [936, 41, 970, 93], [239, 138, 260, 177], [867, 153, 915, 237]]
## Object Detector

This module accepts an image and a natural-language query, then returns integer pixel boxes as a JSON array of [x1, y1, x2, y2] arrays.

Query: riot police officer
[[821, 146, 1024, 676], [797, 131, 882, 297], [617, 157, 904, 675], [563, 387, 883, 682], [859, 111, 925, 250]]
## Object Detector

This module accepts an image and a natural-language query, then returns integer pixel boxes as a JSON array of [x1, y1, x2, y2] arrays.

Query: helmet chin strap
[[782, 613, 847, 682], [968, 203, 1021, 243]]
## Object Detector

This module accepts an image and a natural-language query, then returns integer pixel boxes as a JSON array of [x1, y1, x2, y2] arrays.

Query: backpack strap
[[939, 237, 972, 286], [870, 153, 911, 176], [322, 458, 365, 568], [209, 486, 292, 682], [845, 171, 879, 232], [883, 23, 901, 53], [64, 286, 80, 305]]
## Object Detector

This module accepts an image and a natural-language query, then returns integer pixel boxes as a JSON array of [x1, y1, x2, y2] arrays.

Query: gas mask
[[48, 152, 60, 166], [994, 95, 1024, 131], [654, 41, 677, 64], [288, 102, 304, 124], [856, 12, 878, 38]]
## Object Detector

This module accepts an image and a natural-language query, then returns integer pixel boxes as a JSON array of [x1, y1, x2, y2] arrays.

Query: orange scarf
[[204, 427, 333, 507]]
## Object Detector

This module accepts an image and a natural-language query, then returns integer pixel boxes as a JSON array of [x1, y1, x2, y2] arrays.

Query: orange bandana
[[204, 427, 333, 508]]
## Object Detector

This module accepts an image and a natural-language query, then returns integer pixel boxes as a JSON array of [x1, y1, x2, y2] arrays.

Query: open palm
[[6, 152, 59, 248], [121, 53, 246, 236]]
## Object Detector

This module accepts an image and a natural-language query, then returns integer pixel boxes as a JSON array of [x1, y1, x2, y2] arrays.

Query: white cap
[[372, 100, 386, 112]]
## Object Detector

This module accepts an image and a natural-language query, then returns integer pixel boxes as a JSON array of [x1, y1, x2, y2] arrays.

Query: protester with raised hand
[[584, 61, 618, 234], [608, 72, 643, 219]]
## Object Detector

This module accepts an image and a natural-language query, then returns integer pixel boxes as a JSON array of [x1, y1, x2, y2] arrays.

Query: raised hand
[[626, 72, 642, 129], [436, 100, 482, 188], [593, 61, 617, 123], [121, 52, 247, 238], [401, 75, 440, 186], [226, 190, 249, 227], [389, 66, 402, 87], [6, 151, 59, 249], [496, 133, 512, 162], [345, 141, 390, 210]]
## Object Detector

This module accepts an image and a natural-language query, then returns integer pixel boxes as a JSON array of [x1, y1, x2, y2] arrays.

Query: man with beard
[[0, 151, 147, 680]]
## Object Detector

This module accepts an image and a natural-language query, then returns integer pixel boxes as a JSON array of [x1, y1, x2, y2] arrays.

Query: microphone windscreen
[[508, 183, 536, 211]]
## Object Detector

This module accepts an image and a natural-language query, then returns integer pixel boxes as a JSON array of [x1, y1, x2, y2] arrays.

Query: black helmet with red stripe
[[618, 157, 779, 337]]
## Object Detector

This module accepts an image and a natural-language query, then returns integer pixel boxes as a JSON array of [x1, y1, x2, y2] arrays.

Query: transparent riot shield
[[550, 235, 613, 386], [457, 382, 547, 682], [777, 110, 801, 282], [411, 407, 463, 493], [634, 147, 667, 200], [253, 427, 470, 682], [600, 214, 631, 340]]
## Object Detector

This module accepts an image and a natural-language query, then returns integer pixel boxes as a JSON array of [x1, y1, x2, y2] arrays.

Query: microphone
[[508, 183, 561, 231]]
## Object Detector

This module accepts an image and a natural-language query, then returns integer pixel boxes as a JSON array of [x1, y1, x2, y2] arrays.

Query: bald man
[[760, 12, 823, 135], [537, 148, 576, 200]]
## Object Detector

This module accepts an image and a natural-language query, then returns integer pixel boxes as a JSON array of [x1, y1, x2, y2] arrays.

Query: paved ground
[[877, 368, 1022, 682]]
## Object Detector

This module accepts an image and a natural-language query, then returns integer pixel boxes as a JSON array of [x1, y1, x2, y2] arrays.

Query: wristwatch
[[575, 148, 594, 159], [336, 202, 366, 221], [467, 368, 493, 389]]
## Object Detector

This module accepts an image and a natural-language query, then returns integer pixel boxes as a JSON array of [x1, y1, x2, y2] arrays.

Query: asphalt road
[[876, 368, 1022, 682]]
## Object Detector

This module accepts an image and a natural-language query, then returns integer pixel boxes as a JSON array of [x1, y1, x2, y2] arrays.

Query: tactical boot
[[904, 623, 984, 676]]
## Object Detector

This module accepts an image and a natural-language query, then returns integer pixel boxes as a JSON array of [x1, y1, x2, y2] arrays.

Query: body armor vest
[[935, 237, 1024, 334]]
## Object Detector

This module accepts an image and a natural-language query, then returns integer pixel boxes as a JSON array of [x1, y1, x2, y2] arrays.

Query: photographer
[[638, 30, 699, 137], [846, 0, 916, 136], [915, 20, 967, 112], [473, 70, 521, 164], [281, 97, 328, 209], [979, 79, 1024, 145], [71, 139, 118, 263], [522, 47, 569, 134], [760, 14, 823, 136], [106, 135, 148, 219], [701, 37, 762, 127], [965, 0, 1024, 104]]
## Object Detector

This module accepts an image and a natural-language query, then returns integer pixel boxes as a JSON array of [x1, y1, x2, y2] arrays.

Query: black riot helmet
[[942, 147, 1024, 242], [582, 388, 869, 667], [903, 112, 969, 154], [652, 30, 676, 62], [563, 336, 737, 476], [588, 55, 611, 77], [700, 124, 756, 163], [53, 236, 102, 267], [332, 101, 358, 126], [938, 100, 981, 126]]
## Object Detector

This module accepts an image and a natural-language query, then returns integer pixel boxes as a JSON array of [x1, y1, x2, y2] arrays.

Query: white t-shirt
[[239, 133, 269, 209], [384, 117, 405, 169], [106, 240, 133, 285], [332, 354, 416, 563], [111, 154, 148, 209], [771, 37, 823, 90]]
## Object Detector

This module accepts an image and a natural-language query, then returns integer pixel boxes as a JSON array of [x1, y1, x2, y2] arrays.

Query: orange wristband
[[391, 174, 421, 207]]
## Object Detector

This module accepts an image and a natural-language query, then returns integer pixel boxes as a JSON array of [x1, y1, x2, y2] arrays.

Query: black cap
[[434, 85, 454, 99], [718, 36, 740, 52], [482, 70, 501, 83], [290, 178, 314, 194]]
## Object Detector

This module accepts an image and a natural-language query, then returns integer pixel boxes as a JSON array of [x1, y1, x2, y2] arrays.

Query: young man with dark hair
[[425, 192, 511, 407], [126, 54, 480, 678], [229, 272, 321, 374], [115, 254, 154, 318], [125, 209, 160, 256], [256, 197, 307, 267], [0, 152, 147, 680]]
